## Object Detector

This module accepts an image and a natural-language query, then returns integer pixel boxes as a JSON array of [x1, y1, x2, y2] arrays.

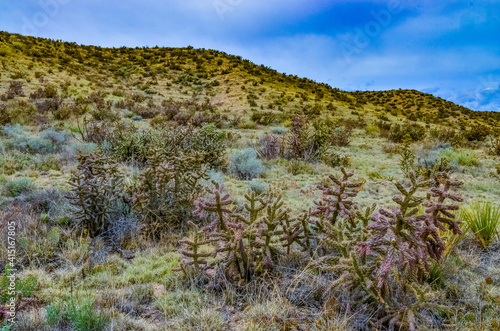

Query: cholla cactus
[[193, 182, 252, 280], [358, 172, 431, 287], [420, 172, 463, 260], [67, 152, 124, 237], [288, 115, 308, 160], [190, 184, 305, 282], [248, 190, 287, 272], [132, 151, 207, 237], [280, 211, 315, 256], [176, 221, 216, 272], [312, 167, 363, 229], [193, 181, 233, 232]]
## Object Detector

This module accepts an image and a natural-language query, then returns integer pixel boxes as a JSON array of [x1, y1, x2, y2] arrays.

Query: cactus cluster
[[66, 152, 125, 237]]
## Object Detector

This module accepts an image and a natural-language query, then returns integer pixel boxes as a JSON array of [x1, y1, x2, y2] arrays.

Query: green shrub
[[389, 122, 426, 142], [229, 148, 265, 180], [440, 149, 479, 166], [251, 110, 280, 125], [329, 126, 352, 147], [365, 125, 379, 135], [2, 177, 36, 197], [463, 124, 490, 142], [285, 159, 314, 175], [0, 124, 69, 154], [249, 181, 268, 194], [271, 126, 288, 134], [320, 149, 350, 168], [460, 202, 500, 248]]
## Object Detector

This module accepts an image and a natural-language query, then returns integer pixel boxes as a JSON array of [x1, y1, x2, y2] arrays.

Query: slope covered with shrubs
[[0, 32, 500, 330]]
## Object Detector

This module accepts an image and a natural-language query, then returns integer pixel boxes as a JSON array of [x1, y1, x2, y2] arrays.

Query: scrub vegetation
[[1, 32, 500, 330]]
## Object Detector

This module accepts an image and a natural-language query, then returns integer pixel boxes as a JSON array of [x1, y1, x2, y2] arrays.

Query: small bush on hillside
[[2, 177, 36, 197], [320, 148, 350, 168], [39, 127, 72, 145], [463, 123, 491, 142], [229, 148, 265, 180], [251, 110, 281, 125], [271, 126, 288, 134], [329, 126, 352, 147], [432, 127, 464, 146], [0, 124, 71, 154], [389, 122, 427, 143], [440, 149, 480, 167]]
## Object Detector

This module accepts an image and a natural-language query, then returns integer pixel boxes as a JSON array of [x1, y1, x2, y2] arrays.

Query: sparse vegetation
[[0, 31, 499, 330]]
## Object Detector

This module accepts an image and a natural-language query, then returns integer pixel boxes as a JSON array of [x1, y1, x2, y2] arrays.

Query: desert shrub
[[286, 159, 315, 175], [329, 126, 352, 147], [460, 202, 500, 248], [0, 124, 63, 154], [251, 110, 281, 125], [91, 107, 119, 122], [365, 124, 379, 135], [432, 127, 464, 146], [29, 84, 59, 99], [229, 148, 265, 180], [238, 119, 257, 129], [487, 136, 500, 156], [248, 181, 268, 194], [389, 122, 427, 143], [439, 149, 479, 167], [0, 205, 62, 267], [19, 187, 70, 218], [271, 126, 288, 134], [320, 148, 350, 168], [0, 151, 36, 175], [342, 117, 367, 130], [286, 115, 322, 162], [39, 127, 72, 145], [2, 177, 36, 197], [376, 120, 392, 132], [1, 81, 25, 100], [463, 123, 490, 142]]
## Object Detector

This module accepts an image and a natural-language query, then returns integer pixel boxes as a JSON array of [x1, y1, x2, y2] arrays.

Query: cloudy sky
[[1, 0, 499, 111]]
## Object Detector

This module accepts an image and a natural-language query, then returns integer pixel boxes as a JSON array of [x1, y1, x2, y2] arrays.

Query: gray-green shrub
[[229, 148, 265, 180], [2, 177, 36, 197]]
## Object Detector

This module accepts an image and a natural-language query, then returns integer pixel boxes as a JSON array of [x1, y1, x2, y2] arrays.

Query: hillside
[[1, 31, 499, 128], [1, 31, 500, 331]]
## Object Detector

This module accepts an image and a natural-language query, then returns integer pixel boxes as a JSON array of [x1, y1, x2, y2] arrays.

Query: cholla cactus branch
[[312, 167, 362, 228]]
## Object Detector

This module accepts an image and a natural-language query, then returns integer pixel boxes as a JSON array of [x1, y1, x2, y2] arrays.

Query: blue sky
[[1, 0, 499, 111]]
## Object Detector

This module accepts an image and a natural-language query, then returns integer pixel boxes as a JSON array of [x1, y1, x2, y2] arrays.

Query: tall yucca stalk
[[460, 202, 500, 248]]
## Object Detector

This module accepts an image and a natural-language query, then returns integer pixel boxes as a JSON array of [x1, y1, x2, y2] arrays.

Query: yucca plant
[[459, 202, 500, 248]]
